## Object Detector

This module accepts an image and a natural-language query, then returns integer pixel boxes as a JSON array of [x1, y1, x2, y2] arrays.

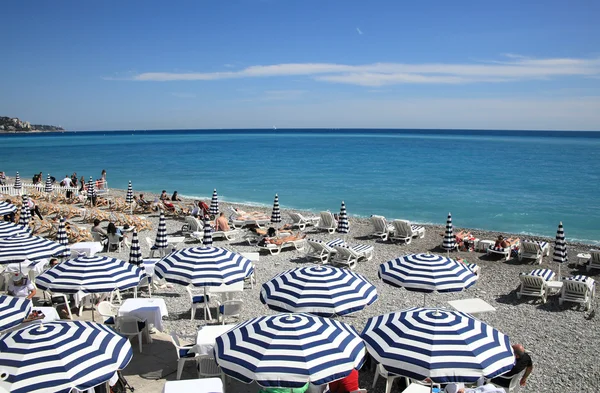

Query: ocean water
[[1, 129, 599, 244]]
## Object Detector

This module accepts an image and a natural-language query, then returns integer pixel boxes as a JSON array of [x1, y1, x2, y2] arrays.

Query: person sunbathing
[[265, 232, 306, 246], [494, 235, 519, 248]]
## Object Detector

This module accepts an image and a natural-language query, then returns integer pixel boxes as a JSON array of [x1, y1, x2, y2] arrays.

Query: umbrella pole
[[558, 264, 562, 281]]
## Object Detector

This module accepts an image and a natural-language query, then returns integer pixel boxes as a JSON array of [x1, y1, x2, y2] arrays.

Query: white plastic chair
[[107, 233, 123, 252], [518, 241, 550, 264], [170, 332, 198, 380], [97, 301, 118, 325], [586, 250, 600, 272], [116, 316, 148, 353], [370, 215, 395, 241], [134, 276, 152, 298], [186, 286, 211, 320], [197, 355, 221, 378], [372, 363, 401, 393], [289, 212, 320, 230], [559, 276, 595, 311], [217, 299, 243, 325], [306, 239, 337, 264], [316, 211, 337, 234], [145, 237, 156, 258], [516, 269, 555, 303], [391, 219, 425, 244]]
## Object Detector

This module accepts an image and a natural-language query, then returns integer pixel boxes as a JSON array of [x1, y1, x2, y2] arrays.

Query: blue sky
[[1, 0, 599, 131]]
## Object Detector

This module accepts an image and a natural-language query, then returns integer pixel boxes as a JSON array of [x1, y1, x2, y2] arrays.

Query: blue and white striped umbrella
[[0, 201, 17, 216], [0, 295, 32, 332], [215, 313, 366, 388], [154, 247, 253, 287], [0, 234, 70, 263], [13, 172, 21, 191], [202, 216, 213, 247], [128, 230, 142, 265], [154, 210, 168, 250], [209, 189, 219, 215], [0, 320, 133, 393], [379, 253, 477, 294], [18, 195, 30, 228], [336, 201, 349, 234], [553, 221, 568, 279], [36, 255, 144, 294], [55, 216, 71, 258], [44, 174, 53, 194], [442, 212, 456, 252], [260, 266, 378, 317], [125, 181, 133, 204], [270, 194, 281, 223], [361, 307, 515, 384], [0, 222, 29, 239]]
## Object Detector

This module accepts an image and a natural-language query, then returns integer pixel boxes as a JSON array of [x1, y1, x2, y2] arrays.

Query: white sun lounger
[[585, 250, 600, 272], [331, 244, 374, 270], [370, 215, 395, 241], [518, 240, 550, 264], [487, 240, 519, 261], [560, 275, 595, 311], [316, 211, 337, 234], [390, 219, 425, 244], [517, 268, 556, 303], [181, 216, 203, 234], [257, 237, 307, 255], [230, 217, 271, 229], [305, 238, 346, 263], [288, 212, 320, 230]]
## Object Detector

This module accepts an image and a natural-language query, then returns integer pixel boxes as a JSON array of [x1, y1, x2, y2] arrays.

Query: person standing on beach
[[99, 169, 107, 189], [491, 344, 533, 387]]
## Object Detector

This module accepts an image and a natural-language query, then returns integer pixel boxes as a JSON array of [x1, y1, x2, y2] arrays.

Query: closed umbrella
[[125, 181, 133, 212], [0, 295, 32, 332], [87, 176, 96, 206], [337, 201, 349, 234], [0, 201, 17, 217], [215, 313, 366, 388], [260, 266, 378, 317], [379, 253, 477, 306], [442, 212, 456, 253], [0, 321, 133, 393], [13, 172, 21, 193], [553, 221, 568, 280], [209, 189, 219, 216], [361, 307, 515, 384], [0, 234, 69, 264], [55, 216, 71, 259], [202, 216, 213, 247], [128, 230, 142, 265], [270, 194, 281, 223], [153, 210, 168, 254], [18, 195, 30, 228], [0, 222, 29, 239], [44, 174, 53, 194]]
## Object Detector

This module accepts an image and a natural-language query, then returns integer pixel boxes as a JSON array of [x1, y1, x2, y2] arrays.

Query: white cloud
[[126, 55, 600, 86], [356, 27, 363, 35]]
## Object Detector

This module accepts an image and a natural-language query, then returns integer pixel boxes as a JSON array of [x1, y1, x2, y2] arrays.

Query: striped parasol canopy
[[0, 295, 32, 333], [209, 189, 219, 216], [128, 230, 142, 265], [442, 212, 456, 252], [13, 172, 22, 191], [55, 217, 71, 258], [260, 266, 378, 317], [44, 174, 53, 194], [154, 247, 253, 287], [154, 210, 168, 250], [125, 181, 133, 204], [361, 307, 515, 384], [0, 234, 70, 264], [35, 255, 145, 294], [18, 195, 30, 228], [0, 201, 17, 216], [336, 201, 349, 234], [0, 321, 133, 393], [379, 253, 477, 293], [202, 216, 213, 247], [553, 221, 568, 279], [215, 313, 366, 388], [270, 194, 281, 223], [0, 222, 29, 239]]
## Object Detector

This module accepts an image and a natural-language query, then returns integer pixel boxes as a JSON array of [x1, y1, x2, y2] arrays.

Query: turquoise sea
[[1, 129, 599, 244]]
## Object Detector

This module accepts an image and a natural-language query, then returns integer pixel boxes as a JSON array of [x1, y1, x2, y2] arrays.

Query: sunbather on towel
[[264, 232, 306, 246], [494, 235, 519, 248]]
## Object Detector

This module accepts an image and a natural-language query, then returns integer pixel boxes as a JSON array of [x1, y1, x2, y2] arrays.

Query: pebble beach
[[46, 188, 600, 392]]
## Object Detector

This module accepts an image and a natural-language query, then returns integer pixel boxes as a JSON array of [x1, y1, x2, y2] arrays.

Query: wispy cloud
[[120, 55, 600, 87], [356, 27, 363, 35]]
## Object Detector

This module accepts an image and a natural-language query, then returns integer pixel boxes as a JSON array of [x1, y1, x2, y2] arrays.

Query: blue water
[[2, 129, 599, 244]]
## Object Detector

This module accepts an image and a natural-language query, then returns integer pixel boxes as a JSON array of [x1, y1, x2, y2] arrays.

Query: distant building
[[0, 125, 4, 130]]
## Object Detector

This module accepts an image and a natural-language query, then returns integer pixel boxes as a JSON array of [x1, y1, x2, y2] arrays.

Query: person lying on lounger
[[494, 235, 518, 248], [264, 232, 306, 246]]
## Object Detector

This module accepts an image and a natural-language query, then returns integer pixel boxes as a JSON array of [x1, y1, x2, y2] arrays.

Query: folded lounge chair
[[257, 235, 307, 255], [316, 211, 337, 234], [331, 243, 374, 270], [487, 239, 520, 261], [518, 240, 550, 264], [390, 219, 425, 244], [212, 228, 241, 241], [559, 275, 595, 311], [370, 215, 395, 241], [517, 268, 556, 303], [585, 250, 600, 272], [305, 238, 346, 263], [288, 212, 320, 231]]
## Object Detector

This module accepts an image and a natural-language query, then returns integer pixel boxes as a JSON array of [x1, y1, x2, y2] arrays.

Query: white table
[[403, 384, 437, 393], [142, 258, 159, 278], [193, 324, 236, 356], [6, 259, 47, 275], [163, 377, 223, 393], [209, 281, 244, 300], [32, 307, 61, 322], [69, 242, 103, 256], [547, 281, 564, 295], [118, 298, 168, 331], [167, 236, 185, 247], [577, 253, 591, 265], [447, 298, 496, 315]]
